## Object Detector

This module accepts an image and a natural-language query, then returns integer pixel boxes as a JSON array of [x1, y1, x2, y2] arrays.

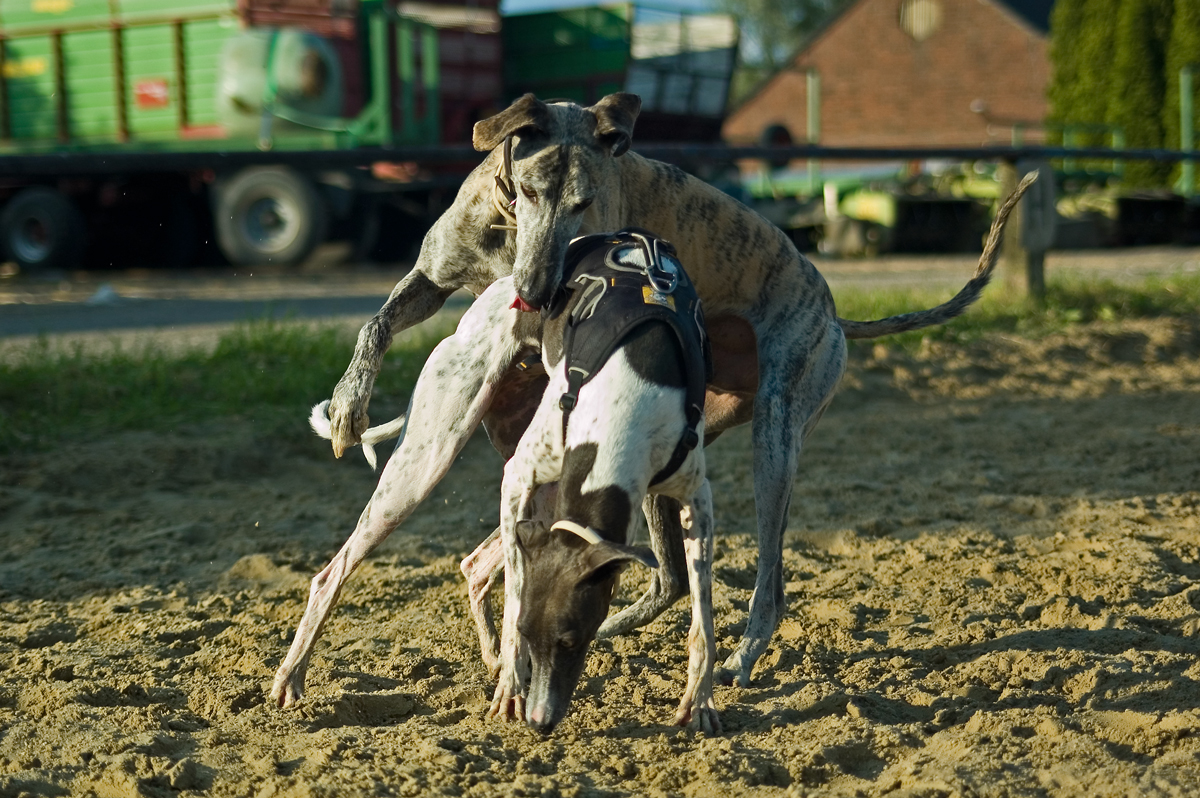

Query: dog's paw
[[714, 665, 752, 689], [675, 695, 721, 735], [327, 391, 369, 459], [488, 680, 526, 723], [271, 667, 305, 709]]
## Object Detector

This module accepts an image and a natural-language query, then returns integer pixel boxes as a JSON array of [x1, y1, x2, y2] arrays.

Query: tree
[[719, 0, 839, 69], [1046, 0, 1086, 137], [1047, 0, 1121, 147], [1108, 0, 1175, 187], [719, 0, 844, 104], [1163, 0, 1200, 191]]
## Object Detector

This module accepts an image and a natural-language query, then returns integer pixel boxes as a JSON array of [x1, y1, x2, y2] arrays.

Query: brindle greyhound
[[270, 92, 1034, 709]]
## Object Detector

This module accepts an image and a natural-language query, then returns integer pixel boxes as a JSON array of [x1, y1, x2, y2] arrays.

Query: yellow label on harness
[[642, 286, 675, 310]]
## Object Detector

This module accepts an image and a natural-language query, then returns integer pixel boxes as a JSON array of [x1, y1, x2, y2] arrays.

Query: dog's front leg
[[462, 484, 557, 678], [272, 284, 532, 708], [597, 494, 689, 638], [328, 269, 456, 457], [675, 480, 720, 734], [488, 469, 537, 722]]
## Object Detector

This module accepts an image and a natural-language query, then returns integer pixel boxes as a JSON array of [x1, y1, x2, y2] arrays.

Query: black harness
[[546, 228, 711, 486]]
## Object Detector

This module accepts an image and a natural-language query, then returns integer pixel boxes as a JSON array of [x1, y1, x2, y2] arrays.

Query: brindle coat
[[270, 92, 1033, 709]]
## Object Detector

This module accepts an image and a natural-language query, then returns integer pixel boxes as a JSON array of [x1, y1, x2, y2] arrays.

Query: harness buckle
[[559, 393, 576, 412], [681, 427, 699, 451]]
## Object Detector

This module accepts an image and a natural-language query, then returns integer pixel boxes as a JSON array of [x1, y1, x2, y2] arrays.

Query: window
[[899, 0, 942, 42]]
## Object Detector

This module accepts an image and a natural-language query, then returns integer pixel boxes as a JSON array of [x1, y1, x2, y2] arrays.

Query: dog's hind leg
[[597, 494, 689, 638], [272, 282, 535, 709], [717, 317, 846, 688], [675, 479, 720, 734], [462, 527, 503, 676]]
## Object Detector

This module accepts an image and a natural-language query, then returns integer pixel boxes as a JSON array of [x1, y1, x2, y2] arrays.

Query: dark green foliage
[[1109, 0, 1175, 187], [1046, 0, 1086, 142], [719, 0, 839, 69], [1163, 0, 1200, 190], [1048, 0, 1121, 147]]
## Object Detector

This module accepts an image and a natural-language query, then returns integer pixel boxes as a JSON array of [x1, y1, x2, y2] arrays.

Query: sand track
[[4, 317, 1200, 797]]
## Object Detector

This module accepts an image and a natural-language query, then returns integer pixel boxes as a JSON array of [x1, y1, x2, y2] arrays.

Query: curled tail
[[837, 171, 1038, 340], [309, 400, 407, 471]]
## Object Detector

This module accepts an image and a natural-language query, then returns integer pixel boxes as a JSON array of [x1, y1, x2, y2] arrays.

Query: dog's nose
[[527, 705, 557, 735]]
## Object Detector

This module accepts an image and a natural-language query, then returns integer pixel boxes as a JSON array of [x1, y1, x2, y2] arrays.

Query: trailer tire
[[215, 167, 327, 266], [0, 187, 86, 273]]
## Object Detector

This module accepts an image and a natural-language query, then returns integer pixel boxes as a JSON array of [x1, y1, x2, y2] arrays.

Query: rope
[[490, 136, 518, 232]]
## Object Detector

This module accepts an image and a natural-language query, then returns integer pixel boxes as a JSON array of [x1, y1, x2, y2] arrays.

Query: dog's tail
[[309, 400, 407, 472], [836, 171, 1038, 341]]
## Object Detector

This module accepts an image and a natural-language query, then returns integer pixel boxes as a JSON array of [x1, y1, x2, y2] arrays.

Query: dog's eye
[[520, 183, 538, 204], [572, 198, 593, 215], [558, 632, 579, 650]]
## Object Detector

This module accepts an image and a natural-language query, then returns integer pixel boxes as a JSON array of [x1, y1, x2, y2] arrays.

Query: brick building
[[722, 0, 1054, 147]]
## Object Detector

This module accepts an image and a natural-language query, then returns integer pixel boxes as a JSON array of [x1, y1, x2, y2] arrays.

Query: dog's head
[[473, 92, 641, 311], [514, 520, 656, 734]]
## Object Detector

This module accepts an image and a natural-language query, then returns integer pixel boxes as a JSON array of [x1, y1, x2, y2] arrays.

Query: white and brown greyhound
[[271, 92, 1034, 709], [489, 229, 719, 734]]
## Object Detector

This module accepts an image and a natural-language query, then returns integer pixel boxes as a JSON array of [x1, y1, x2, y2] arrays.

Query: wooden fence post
[[998, 159, 1055, 303]]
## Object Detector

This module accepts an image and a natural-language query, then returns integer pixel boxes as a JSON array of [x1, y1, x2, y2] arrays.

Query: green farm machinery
[[0, 0, 485, 269], [0, 0, 739, 271]]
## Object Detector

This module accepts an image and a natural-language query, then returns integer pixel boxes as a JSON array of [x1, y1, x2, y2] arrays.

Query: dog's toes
[[488, 684, 525, 722], [698, 707, 722, 736], [676, 699, 721, 735]]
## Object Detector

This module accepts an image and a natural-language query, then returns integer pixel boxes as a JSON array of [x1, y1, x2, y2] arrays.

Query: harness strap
[[559, 366, 588, 440], [650, 400, 702, 487], [490, 136, 518, 232]]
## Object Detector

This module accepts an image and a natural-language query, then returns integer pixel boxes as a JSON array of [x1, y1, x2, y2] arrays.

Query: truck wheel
[[0, 187, 86, 272], [215, 167, 327, 266]]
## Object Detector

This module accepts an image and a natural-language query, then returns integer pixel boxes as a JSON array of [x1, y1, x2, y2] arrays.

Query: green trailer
[[0, 0, 445, 269], [503, 3, 738, 142]]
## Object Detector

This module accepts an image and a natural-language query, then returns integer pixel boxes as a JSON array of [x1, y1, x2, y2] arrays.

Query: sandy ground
[[4, 305, 1200, 797]]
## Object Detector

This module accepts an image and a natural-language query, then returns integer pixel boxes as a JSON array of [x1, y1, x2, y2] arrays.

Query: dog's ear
[[473, 94, 551, 152], [590, 93, 641, 157], [515, 520, 549, 559], [581, 540, 658, 585]]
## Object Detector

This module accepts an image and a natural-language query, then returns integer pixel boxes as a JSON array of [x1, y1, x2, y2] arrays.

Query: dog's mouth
[[510, 296, 539, 313]]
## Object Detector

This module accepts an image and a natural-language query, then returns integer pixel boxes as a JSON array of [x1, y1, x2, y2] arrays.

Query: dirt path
[[4, 315, 1200, 796]]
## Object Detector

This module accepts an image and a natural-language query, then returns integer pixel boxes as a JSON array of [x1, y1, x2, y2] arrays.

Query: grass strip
[[0, 315, 457, 453], [3, 272, 1198, 452]]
